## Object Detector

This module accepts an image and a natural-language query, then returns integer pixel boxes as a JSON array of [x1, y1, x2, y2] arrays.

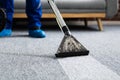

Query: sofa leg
[[96, 18, 103, 31], [84, 18, 88, 27]]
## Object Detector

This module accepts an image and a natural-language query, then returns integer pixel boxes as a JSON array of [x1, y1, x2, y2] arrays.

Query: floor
[[0, 20, 120, 80]]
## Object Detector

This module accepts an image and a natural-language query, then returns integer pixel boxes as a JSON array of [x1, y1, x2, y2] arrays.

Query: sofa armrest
[[106, 0, 119, 18]]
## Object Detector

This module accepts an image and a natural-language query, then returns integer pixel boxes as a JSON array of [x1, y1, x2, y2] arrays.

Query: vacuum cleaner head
[[55, 35, 89, 58], [0, 8, 6, 32], [48, 0, 89, 58]]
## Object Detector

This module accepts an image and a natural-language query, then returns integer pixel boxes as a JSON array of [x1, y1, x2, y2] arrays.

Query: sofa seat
[[15, 0, 106, 13], [49, 0, 106, 13]]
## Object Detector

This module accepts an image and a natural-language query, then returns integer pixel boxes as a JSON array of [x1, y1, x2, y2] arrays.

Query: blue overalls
[[0, 0, 42, 29], [0, 0, 46, 38]]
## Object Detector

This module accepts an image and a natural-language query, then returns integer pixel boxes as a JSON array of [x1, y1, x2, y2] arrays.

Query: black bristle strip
[[55, 50, 89, 58]]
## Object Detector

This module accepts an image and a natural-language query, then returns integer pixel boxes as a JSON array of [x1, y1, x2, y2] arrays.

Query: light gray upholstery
[[42, 0, 106, 13], [14, 0, 118, 18], [106, 0, 119, 18], [14, 0, 106, 9]]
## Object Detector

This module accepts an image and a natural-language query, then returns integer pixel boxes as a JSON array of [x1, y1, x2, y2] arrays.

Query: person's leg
[[26, 0, 46, 38], [0, 0, 13, 37]]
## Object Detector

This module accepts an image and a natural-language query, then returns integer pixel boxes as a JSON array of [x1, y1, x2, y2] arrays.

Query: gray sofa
[[14, 0, 119, 30]]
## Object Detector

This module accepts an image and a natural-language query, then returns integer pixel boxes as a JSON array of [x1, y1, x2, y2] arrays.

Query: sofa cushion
[[55, 0, 106, 9], [14, 0, 106, 13]]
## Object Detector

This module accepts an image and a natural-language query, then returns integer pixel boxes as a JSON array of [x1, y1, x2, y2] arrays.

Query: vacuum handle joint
[[62, 26, 71, 36]]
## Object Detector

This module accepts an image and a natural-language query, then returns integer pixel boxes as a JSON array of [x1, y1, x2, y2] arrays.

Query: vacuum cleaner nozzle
[[55, 35, 89, 58]]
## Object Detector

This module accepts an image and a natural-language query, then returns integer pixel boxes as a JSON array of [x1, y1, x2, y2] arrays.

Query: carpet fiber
[[0, 25, 120, 80]]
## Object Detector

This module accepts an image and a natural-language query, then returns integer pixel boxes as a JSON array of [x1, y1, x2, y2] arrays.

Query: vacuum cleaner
[[0, 8, 6, 32], [48, 0, 89, 58]]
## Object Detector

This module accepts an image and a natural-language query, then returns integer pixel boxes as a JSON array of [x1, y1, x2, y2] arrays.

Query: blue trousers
[[0, 0, 42, 29]]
